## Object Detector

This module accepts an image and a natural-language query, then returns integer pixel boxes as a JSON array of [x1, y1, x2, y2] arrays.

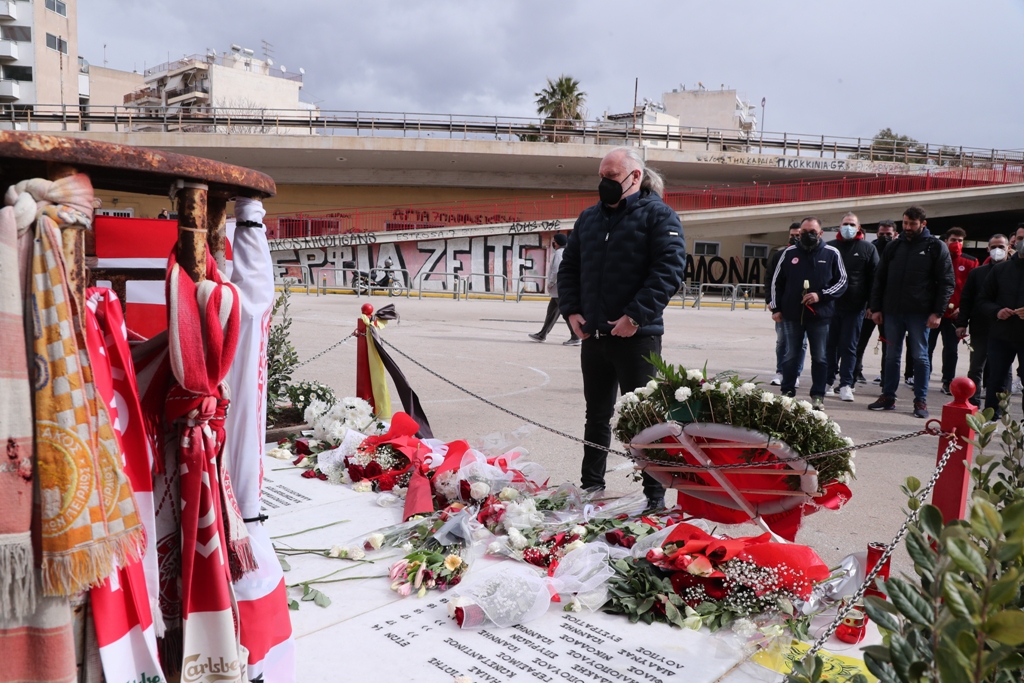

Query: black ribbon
[[369, 324, 433, 439]]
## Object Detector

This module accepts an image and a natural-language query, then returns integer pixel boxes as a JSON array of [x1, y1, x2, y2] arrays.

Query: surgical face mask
[[598, 172, 635, 205], [1016, 240, 1024, 256], [839, 224, 858, 240], [990, 247, 1007, 262], [800, 232, 820, 249]]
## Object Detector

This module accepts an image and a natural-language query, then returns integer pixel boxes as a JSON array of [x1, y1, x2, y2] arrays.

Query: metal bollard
[[930, 376, 976, 522]]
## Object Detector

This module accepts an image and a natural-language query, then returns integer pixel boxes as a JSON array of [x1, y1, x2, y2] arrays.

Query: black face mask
[[800, 232, 819, 249], [598, 172, 635, 205], [877, 234, 893, 244], [788, 235, 800, 246]]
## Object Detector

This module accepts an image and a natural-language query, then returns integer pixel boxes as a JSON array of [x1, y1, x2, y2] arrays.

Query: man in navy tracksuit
[[769, 216, 848, 407]]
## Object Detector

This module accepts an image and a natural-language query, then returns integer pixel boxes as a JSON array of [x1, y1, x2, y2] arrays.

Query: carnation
[[352, 480, 373, 493], [348, 547, 366, 561], [686, 369, 704, 381], [738, 383, 756, 396], [508, 527, 528, 550], [366, 533, 385, 550], [779, 396, 795, 411], [797, 400, 813, 413], [701, 382, 716, 393], [811, 410, 829, 423], [760, 392, 775, 405], [674, 387, 692, 402], [267, 447, 292, 460], [621, 392, 639, 405], [719, 382, 734, 394]]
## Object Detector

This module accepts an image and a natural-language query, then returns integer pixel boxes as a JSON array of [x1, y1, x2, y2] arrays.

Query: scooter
[[342, 260, 403, 296]]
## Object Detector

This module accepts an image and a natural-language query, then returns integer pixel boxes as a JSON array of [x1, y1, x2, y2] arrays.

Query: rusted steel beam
[[0, 131, 275, 198], [175, 182, 208, 282], [207, 194, 228, 272], [47, 163, 88, 317]]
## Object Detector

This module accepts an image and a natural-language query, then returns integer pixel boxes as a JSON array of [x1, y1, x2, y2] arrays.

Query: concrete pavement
[[285, 292, 996, 575]]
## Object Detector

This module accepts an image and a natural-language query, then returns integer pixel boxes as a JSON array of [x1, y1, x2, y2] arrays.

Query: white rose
[[487, 541, 503, 555], [646, 379, 659, 392], [498, 487, 520, 501], [352, 480, 373, 493], [267, 447, 292, 460], [638, 385, 654, 397], [564, 539, 585, 553], [570, 525, 587, 538], [686, 369, 704, 381], [701, 382, 716, 393], [738, 383, 756, 396], [366, 533, 385, 550], [797, 400, 813, 413], [760, 392, 775, 405], [674, 387, 692, 402], [469, 481, 490, 500]]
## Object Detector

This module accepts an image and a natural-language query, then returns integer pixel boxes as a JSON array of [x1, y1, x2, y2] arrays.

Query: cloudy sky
[[81, 0, 1024, 151]]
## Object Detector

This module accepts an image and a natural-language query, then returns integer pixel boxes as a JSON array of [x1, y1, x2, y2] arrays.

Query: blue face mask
[[839, 225, 858, 240]]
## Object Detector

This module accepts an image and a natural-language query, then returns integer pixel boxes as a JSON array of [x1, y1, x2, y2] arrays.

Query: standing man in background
[[825, 213, 878, 402], [928, 228, 976, 395], [766, 222, 805, 386], [854, 220, 896, 385], [978, 237, 1024, 416], [868, 206, 954, 418], [559, 147, 686, 511], [957, 234, 1009, 406], [529, 233, 581, 345]]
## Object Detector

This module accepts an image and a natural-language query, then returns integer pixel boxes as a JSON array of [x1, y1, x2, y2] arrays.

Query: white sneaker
[[795, 378, 801, 388], [839, 386, 855, 402], [771, 374, 782, 386], [1014, 379, 1023, 395], [823, 385, 836, 396]]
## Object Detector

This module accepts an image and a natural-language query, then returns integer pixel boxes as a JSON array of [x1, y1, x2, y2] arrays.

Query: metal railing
[[695, 283, 737, 310], [8, 104, 1023, 167], [734, 283, 767, 310], [274, 275, 309, 294], [513, 275, 548, 303], [417, 271, 468, 300]]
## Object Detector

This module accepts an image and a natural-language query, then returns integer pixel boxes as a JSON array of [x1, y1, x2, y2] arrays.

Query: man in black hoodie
[[769, 216, 848, 407], [868, 206, 954, 418], [559, 147, 686, 510], [957, 234, 1009, 406], [854, 220, 896, 384], [977, 237, 1024, 415], [825, 213, 879, 402], [765, 223, 805, 386]]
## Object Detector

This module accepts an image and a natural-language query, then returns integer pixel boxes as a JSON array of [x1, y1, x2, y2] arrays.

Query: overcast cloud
[[80, 0, 1024, 151]]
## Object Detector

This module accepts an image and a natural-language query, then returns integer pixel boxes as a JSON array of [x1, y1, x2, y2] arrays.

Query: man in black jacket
[[957, 234, 1009, 406], [825, 213, 879, 402], [769, 216, 848, 407], [854, 220, 896, 384], [868, 206, 955, 418], [765, 223, 805, 386], [977, 239, 1024, 415], [558, 147, 686, 510]]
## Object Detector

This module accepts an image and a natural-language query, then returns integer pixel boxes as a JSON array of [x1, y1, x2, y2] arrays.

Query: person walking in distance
[[927, 228, 977, 395], [768, 216, 848, 409], [825, 213, 878, 402], [977, 235, 1024, 416], [867, 206, 954, 418], [766, 223, 805, 387], [529, 233, 581, 345], [558, 147, 686, 510], [957, 234, 1009, 406], [854, 220, 896, 385]]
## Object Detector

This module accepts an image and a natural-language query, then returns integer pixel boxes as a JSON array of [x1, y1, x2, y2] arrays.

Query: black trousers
[[581, 334, 663, 499], [927, 317, 960, 384], [984, 336, 1024, 414], [537, 297, 578, 340], [855, 317, 886, 380]]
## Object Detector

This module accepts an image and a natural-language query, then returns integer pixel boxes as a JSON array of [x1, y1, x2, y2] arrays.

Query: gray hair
[[610, 147, 666, 196]]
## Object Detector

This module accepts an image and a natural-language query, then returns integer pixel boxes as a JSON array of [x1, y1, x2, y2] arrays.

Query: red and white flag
[[226, 198, 296, 681], [84, 288, 165, 683]]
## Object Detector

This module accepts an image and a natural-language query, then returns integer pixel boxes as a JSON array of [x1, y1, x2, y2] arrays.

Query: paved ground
[[284, 292, 998, 576]]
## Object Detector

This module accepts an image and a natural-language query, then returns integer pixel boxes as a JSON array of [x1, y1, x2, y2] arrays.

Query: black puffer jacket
[[957, 263, 996, 337], [869, 228, 954, 316], [978, 256, 1024, 343], [558, 191, 686, 336], [826, 236, 879, 312]]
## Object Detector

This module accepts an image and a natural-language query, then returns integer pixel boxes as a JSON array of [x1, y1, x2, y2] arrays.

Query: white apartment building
[[0, 0, 79, 110]]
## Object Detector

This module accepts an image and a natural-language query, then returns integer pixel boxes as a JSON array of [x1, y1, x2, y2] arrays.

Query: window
[[2, 65, 31, 81], [45, 33, 67, 54], [0, 26, 30, 42], [693, 241, 720, 257], [96, 208, 135, 218], [44, 0, 67, 16], [743, 243, 769, 259]]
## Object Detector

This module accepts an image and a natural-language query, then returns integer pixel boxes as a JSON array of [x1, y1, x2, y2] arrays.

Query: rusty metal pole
[[47, 163, 88, 316], [206, 193, 229, 272], [175, 181, 209, 282]]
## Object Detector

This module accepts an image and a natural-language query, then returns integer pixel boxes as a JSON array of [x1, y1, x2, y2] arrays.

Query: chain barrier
[[295, 332, 356, 369], [375, 336, 939, 471], [806, 435, 963, 656]]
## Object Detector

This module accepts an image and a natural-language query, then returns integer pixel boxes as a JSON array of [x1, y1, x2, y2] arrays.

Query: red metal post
[[931, 376, 977, 522]]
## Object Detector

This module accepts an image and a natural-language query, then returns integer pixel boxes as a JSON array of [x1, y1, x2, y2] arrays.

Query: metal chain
[[375, 336, 938, 470], [806, 435, 963, 656], [295, 332, 356, 368]]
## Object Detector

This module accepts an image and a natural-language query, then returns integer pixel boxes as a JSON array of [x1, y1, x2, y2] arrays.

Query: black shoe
[[644, 495, 665, 512], [913, 400, 929, 419], [528, 333, 545, 342], [904, 376, 914, 387], [868, 395, 896, 411], [941, 383, 952, 396], [855, 373, 867, 385]]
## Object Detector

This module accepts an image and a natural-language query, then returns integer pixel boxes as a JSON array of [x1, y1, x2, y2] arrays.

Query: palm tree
[[534, 75, 586, 142]]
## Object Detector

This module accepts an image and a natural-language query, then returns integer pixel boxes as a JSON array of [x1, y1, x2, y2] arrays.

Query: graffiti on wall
[[684, 255, 767, 286]]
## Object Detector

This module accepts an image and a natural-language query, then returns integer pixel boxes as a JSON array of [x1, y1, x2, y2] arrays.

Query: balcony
[[0, 80, 20, 100], [0, 2, 16, 21], [0, 40, 17, 61]]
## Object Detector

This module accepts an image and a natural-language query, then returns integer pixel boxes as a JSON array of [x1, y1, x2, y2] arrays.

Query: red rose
[[364, 461, 383, 478], [316, 472, 328, 481], [295, 439, 312, 456], [622, 536, 636, 549], [551, 532, 567, 548], [670, 572, 728, 603], [459, 480, 472, 501], [348, 464, 365, 482], [292, 455, 305, 466], [605, 529, 626, 546], [378, 474, 397, 491], [301, 470, 318, 479]]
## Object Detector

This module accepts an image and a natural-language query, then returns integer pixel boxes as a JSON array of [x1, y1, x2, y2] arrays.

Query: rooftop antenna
[[261, 39, 274, 61], [632, 77, 638, 130], [103, 43, 107, 67]]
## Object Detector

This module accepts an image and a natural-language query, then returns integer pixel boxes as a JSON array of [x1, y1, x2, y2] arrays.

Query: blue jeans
[[827, 310, 865, 389], [882, 313, 930, 402], [775, 321, 806, 375], [781, 320, 829, 397]]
